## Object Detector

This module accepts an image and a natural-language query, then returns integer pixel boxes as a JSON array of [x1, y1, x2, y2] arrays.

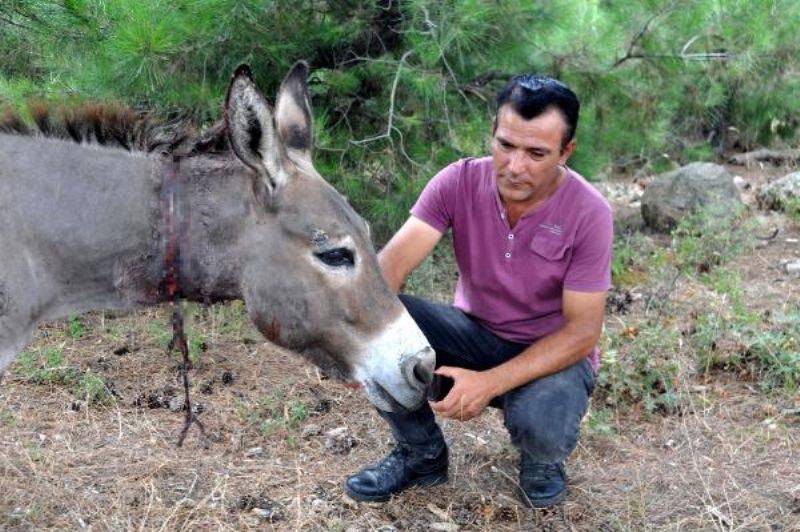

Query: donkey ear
[[275, 61, 313, 165], [224, 64, 285, 197]]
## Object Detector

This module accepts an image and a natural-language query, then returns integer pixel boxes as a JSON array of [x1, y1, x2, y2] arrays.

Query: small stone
[[430, 523, 460, 531], [311, 498, 327, 511], [221, 371, 235, 385], [246, 446, 264, 456], [324, 426, 356, 454], [732, 175, 748, 190], [341, 494, 358, 508], [302, 424, 321, 438], [786, 260, 800, 276], [168, 396, 185, 412], [251, 506, 283, 521], [147, 394, 164, 409]]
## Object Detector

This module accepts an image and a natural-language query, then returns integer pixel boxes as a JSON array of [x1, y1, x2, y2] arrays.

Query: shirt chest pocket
[[529, 232, 571, 262], [526, 233, 572, 295]]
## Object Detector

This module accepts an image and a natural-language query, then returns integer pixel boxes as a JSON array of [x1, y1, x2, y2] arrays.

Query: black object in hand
[[427, 373, 454, 402]]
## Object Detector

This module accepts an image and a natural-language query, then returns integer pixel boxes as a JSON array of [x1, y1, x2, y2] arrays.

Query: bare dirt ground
[[1, 162, 799, 531]]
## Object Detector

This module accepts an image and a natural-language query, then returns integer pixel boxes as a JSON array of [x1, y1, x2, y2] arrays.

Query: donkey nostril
[[410, 348, 435, 387]]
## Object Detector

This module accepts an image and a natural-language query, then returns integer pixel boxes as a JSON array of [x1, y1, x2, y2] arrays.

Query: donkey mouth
[[364, 379, 419, 413]]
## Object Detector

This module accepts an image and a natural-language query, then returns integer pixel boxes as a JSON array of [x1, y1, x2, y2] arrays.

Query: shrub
[[598, 323, 685, 414]]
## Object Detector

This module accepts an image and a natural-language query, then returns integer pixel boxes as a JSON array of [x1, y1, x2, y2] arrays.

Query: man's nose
[[508, 150, 526, 174]]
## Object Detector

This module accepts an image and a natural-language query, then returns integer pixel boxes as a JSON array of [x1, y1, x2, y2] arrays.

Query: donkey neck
[[165, 155, 250, 304]]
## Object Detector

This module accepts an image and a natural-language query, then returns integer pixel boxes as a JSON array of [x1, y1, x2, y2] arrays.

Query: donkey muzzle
[[401, 346, 435, 392]]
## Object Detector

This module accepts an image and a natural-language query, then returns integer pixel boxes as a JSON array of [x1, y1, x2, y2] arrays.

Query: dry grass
[[3, 293, 798, 530]]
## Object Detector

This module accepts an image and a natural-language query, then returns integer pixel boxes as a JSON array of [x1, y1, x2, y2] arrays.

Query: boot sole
[[344, 471, 449, 503], [520, 487, 567, 509]]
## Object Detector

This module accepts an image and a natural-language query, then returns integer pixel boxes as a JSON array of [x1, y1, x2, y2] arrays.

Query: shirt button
[[508, 233, 514, 240], [504, 252, 512, 259], [500, 213, 506, 219]]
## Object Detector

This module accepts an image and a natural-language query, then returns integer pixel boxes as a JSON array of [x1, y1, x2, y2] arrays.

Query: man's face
[[491, 105, 575, 207]]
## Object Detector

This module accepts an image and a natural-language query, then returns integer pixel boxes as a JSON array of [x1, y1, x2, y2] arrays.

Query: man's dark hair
[[495, 75, 580, 150]]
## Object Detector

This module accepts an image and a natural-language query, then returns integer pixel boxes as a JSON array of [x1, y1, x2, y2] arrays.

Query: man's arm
[[430, 288, 607, 420], [378, 216, 444, 293]]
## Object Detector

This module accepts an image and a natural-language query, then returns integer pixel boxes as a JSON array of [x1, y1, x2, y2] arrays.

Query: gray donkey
[[0, 62, 434, 412]]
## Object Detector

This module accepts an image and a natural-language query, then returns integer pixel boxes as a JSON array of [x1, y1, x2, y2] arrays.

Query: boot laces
[[376, 444, 411, 473]]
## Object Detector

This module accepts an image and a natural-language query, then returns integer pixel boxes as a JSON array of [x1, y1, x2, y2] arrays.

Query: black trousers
[[379, 294, 596, 465]]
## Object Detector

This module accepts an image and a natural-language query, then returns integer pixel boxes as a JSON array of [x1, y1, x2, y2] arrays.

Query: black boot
[[344, 442, 448, 502], [519, 459, 567, 508]]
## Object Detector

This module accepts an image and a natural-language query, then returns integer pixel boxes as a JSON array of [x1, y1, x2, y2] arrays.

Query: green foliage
[[584, 406, 617, 437], [692, 297, 800, 395], [213, 300, 250, 338], [784, 197, 800, 223], [75, 371, 116, 405], [2, 1, 797, 240], [599, 324, 683, 414], [68, 315, 85, 339], [148, 321, 172, 350], [13, 348, 116, 405], [235, 388, 311, 438], [611, 232, 668, 287], [16, 348, 80, 385], [0, 410, 17, 427], [149, 304, 206, 365], [671, 206, 754, 274]]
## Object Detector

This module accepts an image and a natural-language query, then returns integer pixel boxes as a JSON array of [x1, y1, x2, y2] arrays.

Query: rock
[[430, 523, 460, 532], [251, 507, 282, 520], [756, 171, 800, 211], [324, 426, 357, 454], [239, 494, 283, 521], [785, 260, 800, 277], [301, 424, 321, 438], [732, 175, 750, 191], [614, 205, 644, 236], [168, 396, 185, 412], [246, 446, 264, 456], [641, 162, 743, 232]]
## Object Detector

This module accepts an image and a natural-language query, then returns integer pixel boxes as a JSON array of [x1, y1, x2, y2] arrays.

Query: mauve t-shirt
[[410, 157, 613, 371]]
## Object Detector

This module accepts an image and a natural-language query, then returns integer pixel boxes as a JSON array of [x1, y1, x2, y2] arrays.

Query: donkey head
[[224, 62, 434, 412]]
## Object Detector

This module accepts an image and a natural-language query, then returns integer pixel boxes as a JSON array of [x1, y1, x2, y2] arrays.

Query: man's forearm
[[483, 324, 598, 398], [377, 251, 406, 294]]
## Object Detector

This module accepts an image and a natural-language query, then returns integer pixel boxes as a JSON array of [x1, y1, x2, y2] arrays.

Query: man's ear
[[275, 61, 313, 168], [559, 138, 576, 165], [224, 64, 286, 199]]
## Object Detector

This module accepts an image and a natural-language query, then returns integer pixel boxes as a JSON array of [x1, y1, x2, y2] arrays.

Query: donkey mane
[[0, 102, 231, 157]]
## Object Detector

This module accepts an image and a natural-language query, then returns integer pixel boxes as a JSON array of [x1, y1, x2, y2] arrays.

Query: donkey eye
[[315, 247, 355, 267]]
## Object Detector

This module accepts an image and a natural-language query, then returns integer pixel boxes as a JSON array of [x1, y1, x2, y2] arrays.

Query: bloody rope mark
[[162, 156, 208, 448], [168, 301, 208, 447]]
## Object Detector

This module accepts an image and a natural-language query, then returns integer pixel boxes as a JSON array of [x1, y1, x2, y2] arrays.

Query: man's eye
[[315, 248, 355, 267]]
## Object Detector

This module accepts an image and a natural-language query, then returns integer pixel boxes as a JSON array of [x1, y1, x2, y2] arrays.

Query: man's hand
[[428, 366, 497, 421]]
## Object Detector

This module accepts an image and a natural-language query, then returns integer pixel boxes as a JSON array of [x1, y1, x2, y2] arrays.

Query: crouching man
[[345, 74, 612, 508]]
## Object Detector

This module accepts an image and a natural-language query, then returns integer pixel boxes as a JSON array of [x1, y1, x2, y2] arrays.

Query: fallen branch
[[727, 148, 800, 166]]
